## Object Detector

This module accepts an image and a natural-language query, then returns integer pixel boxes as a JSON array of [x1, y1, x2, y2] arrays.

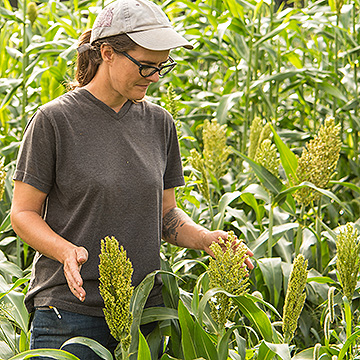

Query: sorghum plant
[[207, 231, 250, 331], [255, 139, 280, 177], [294, 117, 342, 206], [99, 236, 134, 357], [336, 223, 360, 303], [188, 148, 211, 205], [282, 254, 308, 344], [202, 119, 231, 180], [248, 119, 279, 177]]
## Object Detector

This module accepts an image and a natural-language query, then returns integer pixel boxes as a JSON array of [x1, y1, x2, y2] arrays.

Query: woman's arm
[[10, 180, 88, 301], [162, 188, 254, 268]]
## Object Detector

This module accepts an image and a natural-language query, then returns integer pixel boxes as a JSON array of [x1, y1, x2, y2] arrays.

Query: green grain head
[[294, 117, 341, 206], [99, 236, 134, 351], [282, 254, 308, 343], [203, 119, 231, 180], [336, 223, 360, 303], [207, 231, 250, 329]]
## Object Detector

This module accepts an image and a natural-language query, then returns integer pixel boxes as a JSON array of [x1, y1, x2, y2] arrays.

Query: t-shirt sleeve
[[13, 109, 56, 194], [163, 120, 185, 190]]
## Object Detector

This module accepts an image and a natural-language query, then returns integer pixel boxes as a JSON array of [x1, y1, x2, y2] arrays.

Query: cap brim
[[127, 28, 193, 51]]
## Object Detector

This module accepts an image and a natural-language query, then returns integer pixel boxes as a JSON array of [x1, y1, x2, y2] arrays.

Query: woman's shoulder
[[136, 99, 173, 120]]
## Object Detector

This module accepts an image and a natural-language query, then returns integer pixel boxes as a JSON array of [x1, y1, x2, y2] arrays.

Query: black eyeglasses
[[121, 52, 177, 78]]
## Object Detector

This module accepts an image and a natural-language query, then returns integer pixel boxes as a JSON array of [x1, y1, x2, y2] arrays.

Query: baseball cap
[[89, 0, 193, 51]]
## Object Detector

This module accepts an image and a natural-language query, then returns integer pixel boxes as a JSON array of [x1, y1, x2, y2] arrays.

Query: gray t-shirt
[[14, 88, 185, 316]]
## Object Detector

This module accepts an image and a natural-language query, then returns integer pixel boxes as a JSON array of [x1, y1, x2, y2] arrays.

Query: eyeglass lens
[[140, 63, 176, 77]]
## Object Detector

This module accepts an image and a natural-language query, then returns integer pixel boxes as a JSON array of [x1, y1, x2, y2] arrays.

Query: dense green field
[[0, 0, 360, 358]]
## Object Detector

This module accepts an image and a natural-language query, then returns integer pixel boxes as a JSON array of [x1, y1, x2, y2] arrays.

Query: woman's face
[[107, 46, 170, 101]]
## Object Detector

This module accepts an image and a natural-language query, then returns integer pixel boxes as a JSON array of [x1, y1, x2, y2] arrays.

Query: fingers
[[63, 247, 88, 302], [206, 231, 255, 269]]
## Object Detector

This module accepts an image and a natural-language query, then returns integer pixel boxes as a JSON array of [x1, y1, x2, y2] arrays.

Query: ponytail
[[69, 30, 138, 90]]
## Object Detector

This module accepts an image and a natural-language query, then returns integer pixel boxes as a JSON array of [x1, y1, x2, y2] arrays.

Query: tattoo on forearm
[[162, 208, 187, 245]]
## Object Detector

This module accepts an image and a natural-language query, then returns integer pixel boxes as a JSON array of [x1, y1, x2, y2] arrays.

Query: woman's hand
[[63, 246, 88, 302]]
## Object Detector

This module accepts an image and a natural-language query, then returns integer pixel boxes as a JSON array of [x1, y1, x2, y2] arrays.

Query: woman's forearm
[[162, 207, 211, 250]]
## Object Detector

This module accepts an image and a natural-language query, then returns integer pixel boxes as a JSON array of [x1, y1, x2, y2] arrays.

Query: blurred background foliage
[[1, 0, 360, 357]]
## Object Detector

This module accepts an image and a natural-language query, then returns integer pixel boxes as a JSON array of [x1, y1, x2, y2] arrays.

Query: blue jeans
[[30, 307, 159, 359]]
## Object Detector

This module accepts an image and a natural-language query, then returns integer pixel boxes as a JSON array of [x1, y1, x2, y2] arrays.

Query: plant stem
[[295, 205, 305, 255], [21, 0, 28, 129], [268, 195, 274, 257], [316, 198, 322, 273]]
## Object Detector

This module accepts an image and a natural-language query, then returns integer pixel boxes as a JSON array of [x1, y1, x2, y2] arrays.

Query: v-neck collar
[[76, 88, 133, 120]]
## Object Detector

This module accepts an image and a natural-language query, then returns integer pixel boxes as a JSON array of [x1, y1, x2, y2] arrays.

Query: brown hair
[[69, 29, 138, 90]]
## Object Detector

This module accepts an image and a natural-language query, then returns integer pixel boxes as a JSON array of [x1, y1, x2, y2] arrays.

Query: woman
[[11, 0, 253, 358]]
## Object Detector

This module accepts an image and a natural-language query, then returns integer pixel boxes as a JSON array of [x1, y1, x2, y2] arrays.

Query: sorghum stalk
[[188, 149, 213, 219], [207, 231, 250, 333], [328, 287, 336, 323], [99, 236, 134, 359], [282, 254, 308, 343], [336, 223, 360, 304]]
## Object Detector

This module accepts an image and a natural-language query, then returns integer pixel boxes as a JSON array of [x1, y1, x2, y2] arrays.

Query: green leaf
[[250, 223, 299, 258], [137, 330, 152, 360], [306, 276, 338, 285], [215, 191, 242, 229], [337, 328, 360, 360], [60, 337, 113, 360], [8, 349, 80, 360], [0, 276, 29, 333], [269, 124, 298, 186], [273, 182, 353, 215], [231, 148, 284, 195], [215, 92, 242, 124], [233, 295, 274, 342], [318, 82, 348, 103], [193, 321, 218, 360], [217, 326, 241, 360], [178, 300, 197, 360], [141, 307, 178, 325], [160, 354, 181, 360], [291, 347, 316, 359], [253, 21, 290, 47], [257, 258, 282, 307], [197, 289, 273, 342], [257, 341, 291, 360]]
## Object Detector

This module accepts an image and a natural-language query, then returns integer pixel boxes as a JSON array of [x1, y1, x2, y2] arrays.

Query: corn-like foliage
[[99, 236, 134, 352], [282, 254, 308, 343], [336, 223, 360, 303], [207, 231, 250, 329], [294, 117, 342, 205]]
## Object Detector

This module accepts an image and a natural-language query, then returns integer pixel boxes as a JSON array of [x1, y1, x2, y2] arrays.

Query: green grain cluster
[[248, 119, 279, 177], [203, 119, 231, 180], [294, 117, 341, 205], [208, 231, 250, 329], [336, 223, 360, 303], [99, 236, 134, 351], [282, 254, 308, 343]]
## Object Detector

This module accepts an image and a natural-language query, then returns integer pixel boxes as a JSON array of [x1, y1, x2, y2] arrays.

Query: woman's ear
[[100, 44, 114, 63]]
